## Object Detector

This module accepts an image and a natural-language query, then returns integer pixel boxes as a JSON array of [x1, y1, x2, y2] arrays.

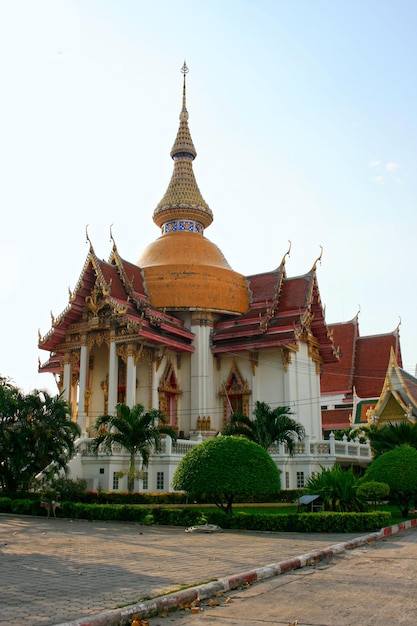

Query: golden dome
[[139, 63, 249, 315], [138, 232, 249, 314]]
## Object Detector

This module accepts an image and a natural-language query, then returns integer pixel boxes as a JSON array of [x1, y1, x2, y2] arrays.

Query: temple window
[[220, 361, 251, 428], [156, 471, 164, 490], [296, 471, 305, 488], [142, 472, 148, 490], [158, 361, 181, 430]]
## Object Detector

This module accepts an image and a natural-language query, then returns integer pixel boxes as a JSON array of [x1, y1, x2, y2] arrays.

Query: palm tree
[[0, 382, 80, 492], [366, 420, 417, 458], [91, 403, 177, 492], [222, 400, 305, 453]]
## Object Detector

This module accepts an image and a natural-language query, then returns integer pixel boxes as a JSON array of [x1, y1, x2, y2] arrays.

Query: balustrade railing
[[75, 432, 371, 462]]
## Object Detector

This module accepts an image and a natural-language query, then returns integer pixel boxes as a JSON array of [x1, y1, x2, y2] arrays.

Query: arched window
[[158, 361, 181, 431], [219, 361, 251, 428]]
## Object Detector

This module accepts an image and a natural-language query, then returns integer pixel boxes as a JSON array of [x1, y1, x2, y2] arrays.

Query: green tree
[[0, 377, 25, 491], [356, 481, 390, 510], [221, 400, 305, 453], [362, 445, 417, 517], [0, 378, 80, 492], [91, 403, 177, 492], [172, 436, 281, 514], [365, 421, 417, 458], [304, 465, 365, 512]]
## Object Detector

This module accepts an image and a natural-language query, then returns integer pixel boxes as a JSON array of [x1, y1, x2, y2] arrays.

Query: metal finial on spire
[[181, 61, 189, 114]]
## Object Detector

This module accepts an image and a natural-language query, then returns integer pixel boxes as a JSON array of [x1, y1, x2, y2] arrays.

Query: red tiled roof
[[213, 269, 338, 363], [321, 408, 351, 430], [321, 317, 402, 402], [403, 370, 417, 404], [39, 249, 195, 358], [320, 318, 358, 394], [278, 275, 310, 311], [354, 333, 401, 398], [247, 270, 282, 303]]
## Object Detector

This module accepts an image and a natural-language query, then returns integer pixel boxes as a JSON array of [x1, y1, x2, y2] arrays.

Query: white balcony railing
[[74, 431, 371, 465]]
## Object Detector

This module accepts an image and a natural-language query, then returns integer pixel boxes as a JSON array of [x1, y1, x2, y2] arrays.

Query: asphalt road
[[151, 526, 417, 625]]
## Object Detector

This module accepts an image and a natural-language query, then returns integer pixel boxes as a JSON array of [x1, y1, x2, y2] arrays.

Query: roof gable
[[320, 317, 358, 395], [38, 244, 195, 359], [354, 332, 401, 398], [212, 266, 338, 364]]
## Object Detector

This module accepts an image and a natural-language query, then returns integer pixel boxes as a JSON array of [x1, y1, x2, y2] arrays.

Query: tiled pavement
[[0, 513, 384, 626]]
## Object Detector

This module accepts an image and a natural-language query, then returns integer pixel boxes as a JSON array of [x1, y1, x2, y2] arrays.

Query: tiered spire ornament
[[152, 62, 213, 233]]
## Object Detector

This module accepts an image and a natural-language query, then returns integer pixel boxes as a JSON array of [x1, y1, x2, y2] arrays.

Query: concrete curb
[[57, 518, 417, 626]]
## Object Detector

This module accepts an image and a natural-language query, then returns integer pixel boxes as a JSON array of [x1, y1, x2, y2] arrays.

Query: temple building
[[319, 315, 414, 435], [355, 347, 417, 427], [38, 64, 373, 492]]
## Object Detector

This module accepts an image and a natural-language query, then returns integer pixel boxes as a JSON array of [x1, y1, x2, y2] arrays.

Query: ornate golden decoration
[[148, 311, 164, 327], [154, 347, 167, 371], [281, 240, 291, 266], [85, 283, 107, 317], [196, 416, 211, 430], [307, 338, 322, 375], [311, 245, 323, 271], [100, 375, 109, 414], [87, 332, 108, 350], [280, 345, 298, 372], [84, 387, 91, 415]]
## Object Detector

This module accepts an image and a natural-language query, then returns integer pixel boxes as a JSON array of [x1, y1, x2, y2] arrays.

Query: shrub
[[304, 465, 364, 512], [0, 497, 12, 512], [47, 477, 88, 501], [10, 499, 40, 516], [357, 481, 390, 509], [172, 436, 281, 514], [363, 446, 417, 517]]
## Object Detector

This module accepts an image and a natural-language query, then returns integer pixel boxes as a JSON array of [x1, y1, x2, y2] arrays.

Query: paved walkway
[[0, 513, 411, 626]]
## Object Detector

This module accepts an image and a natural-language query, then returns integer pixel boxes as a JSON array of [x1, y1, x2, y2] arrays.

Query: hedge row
[[0, 489, 303, 505], [152, 508, 391, 533], [0, 497, 391, 532]]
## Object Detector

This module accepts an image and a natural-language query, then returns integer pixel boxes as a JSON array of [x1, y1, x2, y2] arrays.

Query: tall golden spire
[[152, 62, 213, 232]]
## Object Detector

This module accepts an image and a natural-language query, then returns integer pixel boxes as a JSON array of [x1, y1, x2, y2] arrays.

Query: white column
[[126, 346, 137, 408], [62, 353, 71, 403], [108, 338, 118, 414], [78, 342, 88, 434], [190, 313, 213, 427]]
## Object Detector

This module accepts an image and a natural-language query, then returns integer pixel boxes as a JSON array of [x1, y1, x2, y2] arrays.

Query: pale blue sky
[[0, 0, 416, 393]]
